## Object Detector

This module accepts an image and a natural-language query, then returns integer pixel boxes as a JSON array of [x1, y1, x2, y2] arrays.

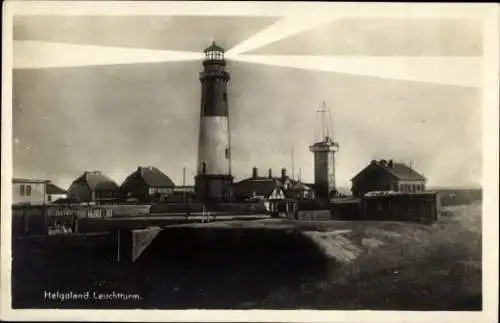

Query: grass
[[259, 203, 482, 310]]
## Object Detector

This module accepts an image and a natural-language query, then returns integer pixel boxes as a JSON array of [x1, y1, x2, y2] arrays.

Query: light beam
[[229, 55, 481, 87], [14, 41, 204, 69]]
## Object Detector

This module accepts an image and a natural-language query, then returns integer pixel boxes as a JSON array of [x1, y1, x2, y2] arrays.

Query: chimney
[[380, 159, 387, 166], [370, 160, 377, 165], [252, 167, 258, 179], [388, 159, 394, 168], [268, 168, 272, 178], [281, 168, 287, 180]]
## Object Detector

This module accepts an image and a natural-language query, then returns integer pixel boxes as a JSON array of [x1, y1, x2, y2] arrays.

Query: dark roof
[[133, 166, 175, 187], [233, 177, 283, 197], [351, 160, 426, 181], [46, 183, 66, 195], [73, 171, 120, 192], [13, 178, 49, 184], [204, 41, 224, 53]]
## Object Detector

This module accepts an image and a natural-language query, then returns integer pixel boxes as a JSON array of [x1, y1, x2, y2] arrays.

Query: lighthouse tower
[[194, 42, 234, 202], [309, 102, 340, 200]]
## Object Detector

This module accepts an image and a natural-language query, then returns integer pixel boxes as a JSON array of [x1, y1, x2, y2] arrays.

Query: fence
[[106, 204, 151, 217], [12, 204, 123, 237]]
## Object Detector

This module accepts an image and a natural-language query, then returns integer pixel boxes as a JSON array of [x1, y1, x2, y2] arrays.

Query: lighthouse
[[194, 42, 234, 202]]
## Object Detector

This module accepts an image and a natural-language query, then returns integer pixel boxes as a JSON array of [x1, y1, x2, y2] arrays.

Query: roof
[[133, 166, 175, 187], [73, 171, 120, 192], [287, 181, 314, 191], [351, 160, 426, 182], [46, 183, 66, 195], [12, 178, 49, 184], [233, 177, 283, 197], [204, 41, 224, 52]]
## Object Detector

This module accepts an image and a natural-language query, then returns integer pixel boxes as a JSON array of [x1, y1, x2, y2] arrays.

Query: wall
[[12, 182, 46, 205], [361, 193, 439, 223], [331, 200, 362, 220]]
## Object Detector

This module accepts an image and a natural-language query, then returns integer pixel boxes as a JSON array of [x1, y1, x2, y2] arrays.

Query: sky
[[10, 4, 483, 190]]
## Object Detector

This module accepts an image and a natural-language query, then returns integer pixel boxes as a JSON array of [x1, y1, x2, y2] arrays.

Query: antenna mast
[[315, 101, 333, 142]]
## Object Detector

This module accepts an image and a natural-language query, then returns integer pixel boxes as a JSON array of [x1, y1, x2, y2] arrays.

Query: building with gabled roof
[[351, 159, 427, 197], [46, 183, 67, 203], [121, 166, 176, 202], [232, 167, 316, 201], [12, 178, 50, 205], [67, 170, 120, 203]]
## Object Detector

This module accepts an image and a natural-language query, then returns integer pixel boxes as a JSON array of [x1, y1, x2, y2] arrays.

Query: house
[[12, 178, 49, 205], [67, 171, 120, 203], [232, 168, 286, 201], [46, 183, 67, 203], [232, 167, 316, 201], [351, 159, 426, 197], [121, 166, 175, 202], [286, 182, 316, 200]]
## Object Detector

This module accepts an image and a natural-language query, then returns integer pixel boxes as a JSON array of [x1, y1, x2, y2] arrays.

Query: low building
[[286, 182, 316, 200], [67, 171, 120, 203], [46, 183, 67, 203], [351, 159, 426, 197], [232, 167, 286, 201], [12, 178, 49, 205], [232, 167, 317, 202], [121, 166, 176, 202]]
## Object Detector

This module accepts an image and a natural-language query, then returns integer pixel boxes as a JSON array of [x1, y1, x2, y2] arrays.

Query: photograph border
[[1, 2, 498, 322]]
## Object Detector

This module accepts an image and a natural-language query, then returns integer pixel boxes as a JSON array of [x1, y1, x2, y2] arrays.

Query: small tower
[[309, 102, 339, 200], [194, 41, 234, 202]]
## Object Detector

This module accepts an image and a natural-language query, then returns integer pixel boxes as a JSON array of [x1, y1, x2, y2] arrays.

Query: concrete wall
[[12, 182, 46, 205]]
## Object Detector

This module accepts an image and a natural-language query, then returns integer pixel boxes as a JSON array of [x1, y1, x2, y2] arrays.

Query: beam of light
[[229, 55, 482, 88], [225, 3, 486, 57], [225, 6, 341, 57], [14, 41, 204, 69]]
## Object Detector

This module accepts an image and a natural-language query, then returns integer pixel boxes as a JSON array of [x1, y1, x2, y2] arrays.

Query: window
[[19, 185, 25, 196], [48, 195, 52, 202], [202, 162, 207, 174], [26, 185, 32, 196], [225, 148, 230, 159], [223, 92, 227, 103]]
